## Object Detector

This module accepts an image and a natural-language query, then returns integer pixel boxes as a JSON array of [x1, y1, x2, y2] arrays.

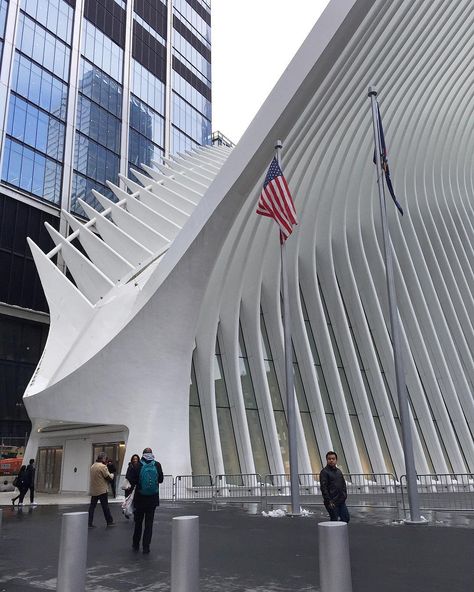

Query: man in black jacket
[[127, 447, 164, 554], [319, 451, 349, 523]]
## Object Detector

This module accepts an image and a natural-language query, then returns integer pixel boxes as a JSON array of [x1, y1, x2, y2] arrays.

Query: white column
[[164, 0, 173, 157], [59, 0, 85, 228], [119, 0, 134, 185], [0, 0, 20, 175]]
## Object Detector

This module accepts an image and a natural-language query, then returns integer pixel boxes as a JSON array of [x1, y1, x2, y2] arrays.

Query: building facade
[[0, 0, 212, 452], [23, 0, 474, 493]]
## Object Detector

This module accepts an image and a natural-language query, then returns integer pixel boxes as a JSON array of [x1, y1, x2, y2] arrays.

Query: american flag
[[256, 157, 298, 243]]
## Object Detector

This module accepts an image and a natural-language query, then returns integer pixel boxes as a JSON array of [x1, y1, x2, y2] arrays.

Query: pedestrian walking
[[124, 454, 140, 497], [88, 451, 115, 528], [24, 458, 36, 506], [106, 458, 117, 498], [127, 447, 164, 554], [11, 465, 28, 506], [319, 451, 350, 523]]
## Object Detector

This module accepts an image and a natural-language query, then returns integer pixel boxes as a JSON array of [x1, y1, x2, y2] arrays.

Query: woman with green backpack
[[127, 447, 164, 554]]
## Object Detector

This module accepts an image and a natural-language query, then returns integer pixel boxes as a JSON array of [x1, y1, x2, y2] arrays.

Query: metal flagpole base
[[403, 517, 429, 525]]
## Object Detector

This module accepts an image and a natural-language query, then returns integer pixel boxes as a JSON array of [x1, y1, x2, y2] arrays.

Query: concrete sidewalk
[[0, 499, 472, 591]]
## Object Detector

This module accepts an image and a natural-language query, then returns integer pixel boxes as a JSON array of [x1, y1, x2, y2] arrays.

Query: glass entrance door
[[36, 447, 63, 493], [91, 442, 125, 474]]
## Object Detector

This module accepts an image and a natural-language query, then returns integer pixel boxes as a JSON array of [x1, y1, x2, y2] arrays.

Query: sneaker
[[106, 522, 116, 527], [18, 503, 23, 507], [142, 548, 150, 554], [31, 503, 37, 507], [88, 524, 96, 528], [132, 544, 139, 551]]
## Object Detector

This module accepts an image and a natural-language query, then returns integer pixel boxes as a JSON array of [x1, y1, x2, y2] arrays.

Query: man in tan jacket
[[88, 451, 115, 527]]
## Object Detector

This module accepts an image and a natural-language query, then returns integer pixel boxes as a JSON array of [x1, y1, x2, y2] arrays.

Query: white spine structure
[[24, 0, 474, 488]]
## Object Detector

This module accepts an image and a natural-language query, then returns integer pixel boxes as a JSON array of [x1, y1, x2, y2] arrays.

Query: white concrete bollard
[[318, 521, 352, 592], [57, 511, 88, 592], [171, 515, 199, 592]]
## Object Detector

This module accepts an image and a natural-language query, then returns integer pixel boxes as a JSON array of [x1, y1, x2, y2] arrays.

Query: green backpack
[[139, 462, 159, 495]]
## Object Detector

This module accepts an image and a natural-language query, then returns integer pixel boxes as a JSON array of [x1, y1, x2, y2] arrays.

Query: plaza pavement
[[0, 493, 472, 591]]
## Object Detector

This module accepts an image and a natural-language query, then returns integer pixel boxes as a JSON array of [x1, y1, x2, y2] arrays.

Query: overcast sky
[[211, 1, 331, 144]]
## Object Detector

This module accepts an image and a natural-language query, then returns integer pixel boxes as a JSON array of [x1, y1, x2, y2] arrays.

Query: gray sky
[[211, 1, 331, 144]]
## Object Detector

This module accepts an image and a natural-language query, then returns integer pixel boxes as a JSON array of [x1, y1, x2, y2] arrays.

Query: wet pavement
[[0, 499, 472, 591]]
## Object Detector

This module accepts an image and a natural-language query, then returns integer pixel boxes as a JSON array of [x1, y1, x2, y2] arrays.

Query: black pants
[[133, 507, 156, 551], [88, 492, 113, 526], [12, 488, 28, 504], [28, 486, 35, 503], [325, 501, 350, 523]]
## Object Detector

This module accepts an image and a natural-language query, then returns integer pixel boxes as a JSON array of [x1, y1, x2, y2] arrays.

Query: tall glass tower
[[0, 0, 211, 442]]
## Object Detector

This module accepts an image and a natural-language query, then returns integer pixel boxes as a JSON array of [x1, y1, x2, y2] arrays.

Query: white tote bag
[[121, 489, 135, 518], [120, 478, 131, 491]]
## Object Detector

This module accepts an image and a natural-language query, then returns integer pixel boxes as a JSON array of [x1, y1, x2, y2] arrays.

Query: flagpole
[[275, 140, 300, 516], [368, 87, 423, 523]]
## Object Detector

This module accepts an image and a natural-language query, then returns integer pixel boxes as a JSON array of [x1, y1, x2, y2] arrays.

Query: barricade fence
[[400, 473, 474, 514], [153, 473, 474, 512]]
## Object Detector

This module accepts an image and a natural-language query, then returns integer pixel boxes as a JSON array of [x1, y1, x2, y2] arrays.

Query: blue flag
[[374, 105, 403, 216]]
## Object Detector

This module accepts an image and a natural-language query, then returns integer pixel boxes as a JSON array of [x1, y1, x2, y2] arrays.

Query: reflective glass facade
[[2, 1, 73, 205], [1, 0, 211, 212], [0, 0, 212, 440], [171, 0, 211, 154], [0, 0, 8, 61], [238, 324, 270, 477], [260, 309, 290, 474]]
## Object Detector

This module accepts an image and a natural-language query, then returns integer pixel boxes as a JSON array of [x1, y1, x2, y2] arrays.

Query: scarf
[[142, 452, 155, 462]]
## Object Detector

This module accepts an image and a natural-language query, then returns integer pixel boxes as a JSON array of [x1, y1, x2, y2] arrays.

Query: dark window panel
[[185, 0, 210, 26], [0, 194, 58, 311], [132, 21, 166, 82], [0, 195, 16, 250], [0, 314, 50, 439], [134, 0, 167, 39], [173, 16, 210, 62], [172, 55, 211, 101], [84, 0, 126, 48]]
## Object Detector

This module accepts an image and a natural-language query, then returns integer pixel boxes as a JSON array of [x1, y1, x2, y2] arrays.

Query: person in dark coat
[[24, 459, 36, 505], [11, 465, 28, 506], [124, 454, 140, 497], [319, 451, 350, 523], [106, 458, 117, 498], [127, 447, 164, 554]]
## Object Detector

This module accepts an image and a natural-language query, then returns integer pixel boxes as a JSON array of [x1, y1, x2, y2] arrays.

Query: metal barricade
[[400, 473, 474, 513], [298, 473, 320, 504], [343, 473, 399, 508], [263, 474, 319, 508], [174, 474, 214, 501], [264, 474, 291, 507], [166, 472, 474, 512], [214, 474, 263, 504], [160, 474, 174, 500], [263, 473, 400, 510]]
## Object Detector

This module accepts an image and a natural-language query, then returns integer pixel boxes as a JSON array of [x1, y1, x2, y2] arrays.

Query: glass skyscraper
[[0, 0, 212, 442]]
